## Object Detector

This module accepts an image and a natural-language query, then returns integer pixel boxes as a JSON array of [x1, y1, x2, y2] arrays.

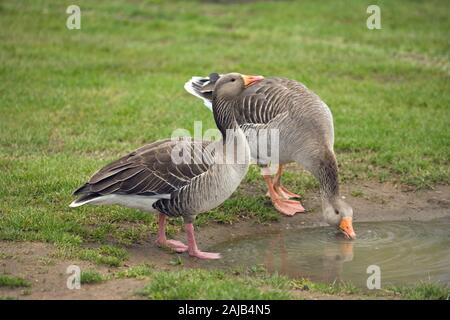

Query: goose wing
[[73, 138, 213, 200], [234, 78, 297, 125]]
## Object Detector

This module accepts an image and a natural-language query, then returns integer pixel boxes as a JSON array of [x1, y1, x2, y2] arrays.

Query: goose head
[[212, 73, 264, 138], [322, 197, 356, 240], [213, 73, 264, 100]]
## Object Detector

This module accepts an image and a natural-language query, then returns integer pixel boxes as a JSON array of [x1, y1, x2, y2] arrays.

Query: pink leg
[[155, 213, 188, 253], [185, 223, 221, 260], [264, 175, 304, 216]]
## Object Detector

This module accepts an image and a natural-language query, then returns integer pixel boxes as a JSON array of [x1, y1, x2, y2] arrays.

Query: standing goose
[[185, 73, 356, 239], [70, 73, 264, 259]]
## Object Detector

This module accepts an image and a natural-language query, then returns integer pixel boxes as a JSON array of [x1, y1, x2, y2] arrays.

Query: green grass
[[80, 270, 105, 284], [350, 189, 364, 197], [139, 268, 291, 300], [389, 282, 450, 300], [52, 244, 128, 267], [291, 278, 361, 295], [138, 266, 450, 300], [80, 264, 153, 284], [291, 278, 450, 299], [0, 0, 448, 263], [0, 274, 31, 288], [115, 264, 153, 279], [78, 245, 128, 267]]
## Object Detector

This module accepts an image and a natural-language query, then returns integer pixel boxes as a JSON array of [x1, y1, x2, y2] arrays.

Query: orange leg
[[263, 175, 304, 216], [273, 165, 302, 200]]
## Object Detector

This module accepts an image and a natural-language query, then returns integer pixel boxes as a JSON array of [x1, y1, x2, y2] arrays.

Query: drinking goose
[[185, 73, 356, 239], [70, 73, 263, 259]]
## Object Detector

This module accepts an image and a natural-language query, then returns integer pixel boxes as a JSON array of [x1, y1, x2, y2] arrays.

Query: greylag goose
[[70, 73, 264, 259], [185, 73, 356, 239]]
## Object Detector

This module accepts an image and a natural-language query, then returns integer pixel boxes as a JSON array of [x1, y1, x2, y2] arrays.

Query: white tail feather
[[69, 200, 88, 208], [69, 194, 170, 212], [184, 77, 213, 111]]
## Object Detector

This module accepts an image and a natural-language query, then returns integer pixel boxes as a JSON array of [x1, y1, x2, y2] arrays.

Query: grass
[[0, 0, 448, 248], [291, 278, 360, 295], [350, 189, 364, 197], [0, 0, 448, 291], [0, 1, 448, 251], [115, 264, 153, 279], [80, 270, 105, 284], [136, 266, 450, 300], [55, 245, 128, 267], [290, 278, 450, 299], [388, 282, 450, 300], [0, 274, 31, 288], [72, 264, 154, 285], [139, 268, 291, 300]]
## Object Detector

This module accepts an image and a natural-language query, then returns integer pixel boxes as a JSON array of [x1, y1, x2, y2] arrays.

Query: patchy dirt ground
[[0, 181, 449, 300]]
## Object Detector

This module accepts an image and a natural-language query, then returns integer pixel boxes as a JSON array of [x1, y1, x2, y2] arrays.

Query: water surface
[[210, 217, 450, 288]]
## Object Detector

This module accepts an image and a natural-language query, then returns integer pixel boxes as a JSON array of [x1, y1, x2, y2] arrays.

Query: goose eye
[[230, 78, 236, 82], [335, 209, 340, 215]]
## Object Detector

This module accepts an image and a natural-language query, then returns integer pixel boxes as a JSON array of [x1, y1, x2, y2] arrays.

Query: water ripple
[[211, 217, 450, 288]]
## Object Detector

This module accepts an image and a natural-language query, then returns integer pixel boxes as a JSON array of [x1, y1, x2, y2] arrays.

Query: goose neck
[[316, 150, 340, 201], [212, 97, 238, 139]]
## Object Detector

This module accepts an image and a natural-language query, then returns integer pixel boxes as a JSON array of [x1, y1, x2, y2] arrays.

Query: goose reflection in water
[[213, 218, 450, 288], [263, 231, 354, 282]]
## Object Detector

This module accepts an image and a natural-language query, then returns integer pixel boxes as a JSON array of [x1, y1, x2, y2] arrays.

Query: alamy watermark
[[66, 264, 81, 290], [170, 122, 280, 168], [366, 5, 381, 30], [66, 5, 81, 30], [366, 264, 381, 289]]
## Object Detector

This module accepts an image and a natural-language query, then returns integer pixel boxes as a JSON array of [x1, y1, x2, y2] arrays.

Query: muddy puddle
[[208, 217, 450, 289]]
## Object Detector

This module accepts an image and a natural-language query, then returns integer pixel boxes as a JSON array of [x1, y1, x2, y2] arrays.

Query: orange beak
[[339, 217, 356, 240], [242, 74, 264, 88]]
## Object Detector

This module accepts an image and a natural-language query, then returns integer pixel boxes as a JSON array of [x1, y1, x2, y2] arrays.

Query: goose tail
[[184, 73, 221, 111], [69, 183, 98, 207], [69, 193, 99, 208]]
